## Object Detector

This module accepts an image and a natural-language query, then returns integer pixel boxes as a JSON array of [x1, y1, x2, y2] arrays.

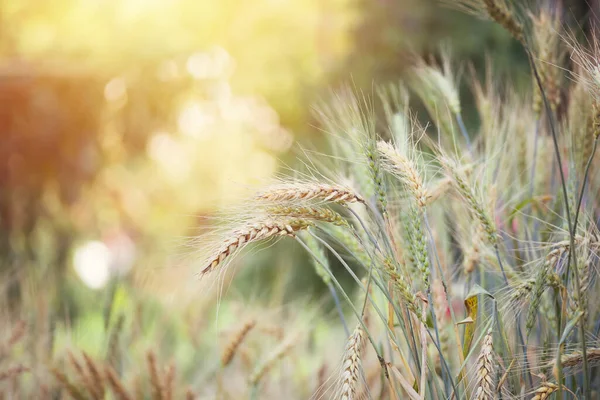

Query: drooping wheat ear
[[473, 331, 495, 400], [266, 205, 348, 226], [105, 365, 134, 400], [382, 258, 420, 318], [552, 349, 600, 378], [221, 319, 257, 366], [526, 242, 570, 335], [510, 278, 535, 304], [377, 141, 428, 207], [249, 334, 297, 386], [442, 157, 497, 245], [257, 183, 365, 205], [0, 364, 28, 382], [338, 323, 366, 400], [531, 382, 559, 400], [482, 0, 524, 43], [201, 218, 313, 275]]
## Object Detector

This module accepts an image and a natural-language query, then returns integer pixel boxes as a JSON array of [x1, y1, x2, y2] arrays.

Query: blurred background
[[0, 0, 595, 395]]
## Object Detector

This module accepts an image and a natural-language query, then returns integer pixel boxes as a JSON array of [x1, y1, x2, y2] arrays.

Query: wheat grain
[[531, 382, 559, 400]]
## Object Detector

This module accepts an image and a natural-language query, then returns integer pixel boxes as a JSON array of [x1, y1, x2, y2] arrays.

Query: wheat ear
[[249, 334, 297, 386], [531, 382, 559, 400], [81, 352, 106, 398], [377, 141, 428, 207], [473, 330, 495, 400], [201, 218, 313, 275], [222, 319, 257, 366], [339, 323, 366, 400], [104, 365, 134, 400], [266, 205, 348, 226], [482, 0, 524, 42], [257, 183, 365, 204]]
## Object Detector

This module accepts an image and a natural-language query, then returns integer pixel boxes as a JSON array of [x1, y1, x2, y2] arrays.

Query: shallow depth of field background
[[0, 0, 593, 396]]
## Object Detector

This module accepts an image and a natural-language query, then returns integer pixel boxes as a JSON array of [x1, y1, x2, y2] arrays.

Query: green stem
[[554, 288, 564, 400], [527, 47, 590, 398]]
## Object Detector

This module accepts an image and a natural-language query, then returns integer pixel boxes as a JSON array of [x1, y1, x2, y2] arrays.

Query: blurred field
[[2, 0, 597, 399]]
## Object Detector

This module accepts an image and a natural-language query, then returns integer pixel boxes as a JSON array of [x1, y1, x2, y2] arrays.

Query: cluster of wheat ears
[[198, 1, 600, 399]]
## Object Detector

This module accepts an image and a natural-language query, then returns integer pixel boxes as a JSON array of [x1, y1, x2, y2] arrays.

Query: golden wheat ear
[[473, 330, 495, 400], [257, 183, 365, 205], [201, 218, 313, 276]]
